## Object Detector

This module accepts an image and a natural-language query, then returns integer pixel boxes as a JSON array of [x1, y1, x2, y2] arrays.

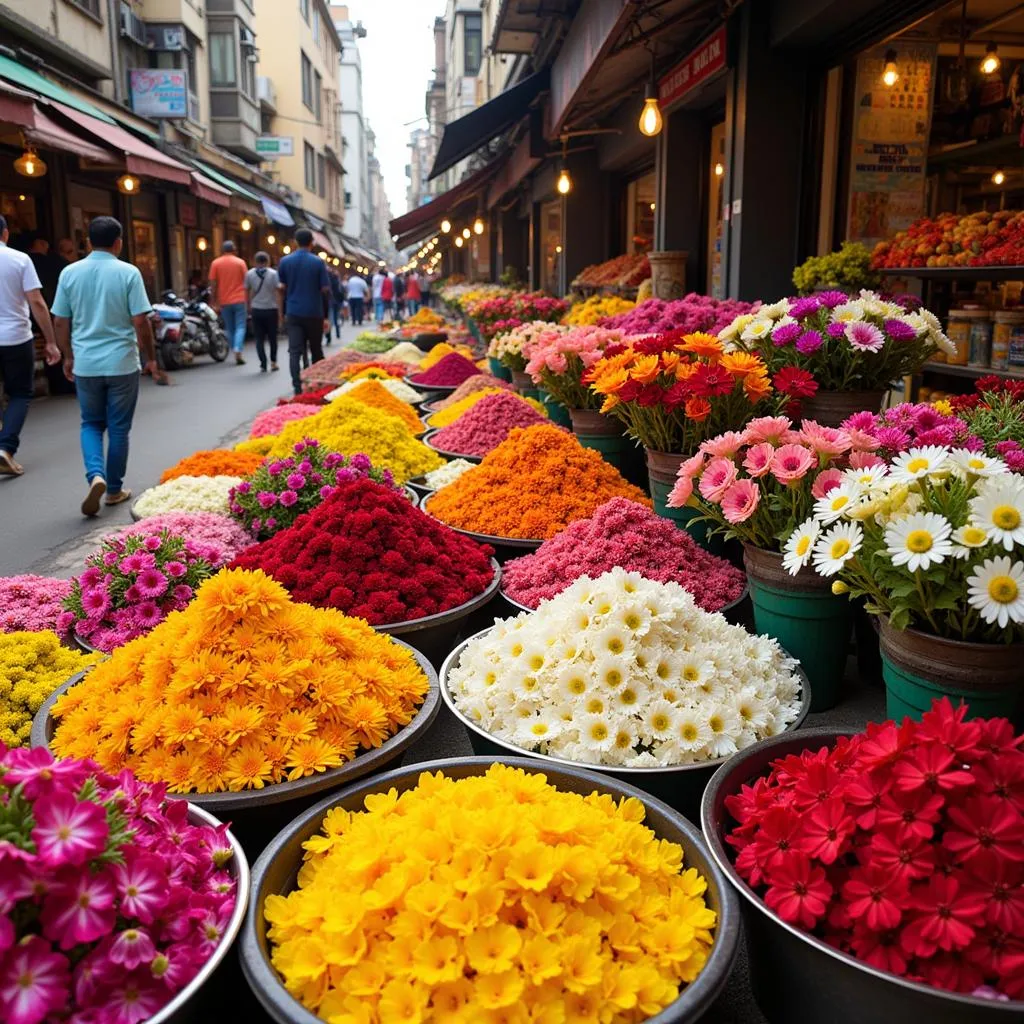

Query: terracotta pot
[[567, 408, 621, 436], [510, 369, 539, 398], [644, 447, 686, 485], [799, 389, 887, 428]]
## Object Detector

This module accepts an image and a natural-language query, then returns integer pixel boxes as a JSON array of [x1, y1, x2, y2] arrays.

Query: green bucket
[[747, 580, 851, 711], [488, 357, 512, 381], [647, 475, 729, 554], [468, 319, 481, 343], [576, 432, 632, 471], [539, 392, 573, 427]]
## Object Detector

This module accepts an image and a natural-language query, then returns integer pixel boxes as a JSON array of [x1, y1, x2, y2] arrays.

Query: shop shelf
[[920, 362, 1024, 380], [878, 266, 1024, 282]]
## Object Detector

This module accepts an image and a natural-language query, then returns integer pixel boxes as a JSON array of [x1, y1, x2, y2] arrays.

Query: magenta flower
[[108, 928, 156, 970], [123, 584, 142, 604], [845, 321, 884, 352], [133, 602, 162, 628], [256, 491, 277, 510], [113, 854, 167, 925], [698, 457, 740, 502], [286, 472, 306, 490], [796, 329, 823, 354], [772, 322, 802, 346], [142, 536, 162, 552], [721, 478, 760, 523], [40, 870, 116, 949], [118, 553, 148, 575], [3, 748, 88, 800], [0, 935, 70, 1024], [172, 585, 193, 604], [102, 551, 120, 568], [278, 490, 298, 507], [885, 318, 918, 342], [79, 568, 102, 590], [32, 793, 109, 869], [105, 973, 165, 1024], [80, 588, 110, 619], [134, 570, 167, 599], [164, 561, 186, 579], [812, 468, 844, 499]]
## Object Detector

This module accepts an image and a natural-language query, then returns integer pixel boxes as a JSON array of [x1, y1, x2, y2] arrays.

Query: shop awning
[[190, 171, 231, 207], [0, 54, 115, 125], [259, 195, 294, 227], [305, 212, 328, 232], [0, 81, 36, 129], [52, 103, 192, 184], [26, 107, 117, 165], [192, 161, 262, 203], [429, 69, 548, 180], [310, 230, 335, 255]]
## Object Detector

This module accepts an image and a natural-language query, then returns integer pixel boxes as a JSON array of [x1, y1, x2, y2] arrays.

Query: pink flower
[[133, 602, 162, 628], [849, 450, 886, 470], [80, 588, 110, 619], [811, 468, 844, 499], [722, 479, 760, 523], [666, 474, 693, 508], [770, 444, 815, 485], [40, 870, 117, 949], [122, 585, 141, 603], [701, 430, 747, 458], [844, 427, 880, 452], [108, 928, 156, 970], [278, 490, 298, 507], [800, 421, 852, 458], [699, 457, 740, 502], [744, 416, 793, 444], [105, 973, 166, 1024], [113, 854, 168, 925], [142, 536, 162, 552], [172, 585, 193, 604], [164, 561, 186, 579], [134, 570, 167, 600], [79, 568, 103, 589], [743, 443, 776, 478], [0, 935, 70, 1024], [32, 793, 109, 868], [845, 321, 885, 352]]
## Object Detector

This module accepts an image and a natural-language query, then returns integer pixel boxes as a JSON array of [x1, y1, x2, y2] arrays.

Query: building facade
[[406, 127, 433, 212]]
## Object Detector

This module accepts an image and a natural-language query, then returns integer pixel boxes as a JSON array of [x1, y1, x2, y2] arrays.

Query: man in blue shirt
[[277, 228, 329, 395], [52, 216, 158, 516]]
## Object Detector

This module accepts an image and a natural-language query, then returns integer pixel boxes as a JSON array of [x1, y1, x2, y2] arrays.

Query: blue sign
[[129, 69, 188, 119]]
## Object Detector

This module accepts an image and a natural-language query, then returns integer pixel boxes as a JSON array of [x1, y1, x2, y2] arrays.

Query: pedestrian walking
[[421, 271, 433, 309], [371, 267, 386, 322], [278, 228, 330, 396], [208, 240, 248, 365], [50, 216, 158, 515], [245, 251, 280, 373], [57, 238, 77, 263], [406, 270, 421, 315], [326, 266, 344, 346], [393, 271, 406, 321], [0, 215, 61, 477], [345, 271, 368, 325], [380, 271, 394, 321]]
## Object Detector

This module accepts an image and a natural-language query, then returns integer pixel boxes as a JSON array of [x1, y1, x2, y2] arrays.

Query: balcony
[[256, 76, 276, 113], [210, 90, 261, 161]]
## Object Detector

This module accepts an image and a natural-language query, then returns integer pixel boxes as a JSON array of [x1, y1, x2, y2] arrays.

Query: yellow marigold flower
[[677, 332, 723, 359], [720, 351, 765, 378], [627, 354, 660, 386]]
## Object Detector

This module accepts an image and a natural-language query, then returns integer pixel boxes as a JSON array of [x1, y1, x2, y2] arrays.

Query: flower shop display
[[406, 306, 447, 329], [870, 208, 1023, 269], [118, 511, 255, 563], [0, 746, 244, 1024], [564, 293, 636, 326], [249, 760, 733, 1024], [133, 475, 241, 518], [249, 404, 319, 439], [464, 292, 569, 341], [49, 568, 431, 793], [426, 424, 650, 543], [428, 391, 552, 459], [487, 321, 570, 395], [667, 417, 881, 709], [0, 631, 97, 746], [298, 348, 382, 388], [350, 331, 398, 354], [263, 396, 443, 483], [705, 702, 1024, 1022], [325, 375, 422, 405], [418, 341, 476, 371], [336, 361, 409, 382], [791, 241, 880, 295], [946, 377, 1024, 468], [501, 497, 746, 614], [159, 448, 266, 483], [571, 252, 650, 289], [231, 477, 496, 629], [427, 372, 514, 411], [229, 440, 401, 539], [599, 293, 756, 336], [421, 458, 476, 490], [0, 575, 73, 634], [408, 351, 482, 389], [844, 402, 983, 461], [343, 378, 424, 434], [721, 292, 955, 425], [784, 445, 1024, 721]]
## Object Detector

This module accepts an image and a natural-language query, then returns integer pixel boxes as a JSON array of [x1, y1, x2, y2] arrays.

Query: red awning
[[310, 229, 334, 255], [0, 81, 35, 129], [389, 161, 498, 249], [26, 107, 116, 164], [51, 102, 193, 185], [190, 171, 231, 207]]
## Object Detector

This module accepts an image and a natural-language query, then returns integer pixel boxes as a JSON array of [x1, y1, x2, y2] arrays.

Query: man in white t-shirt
[[371, 269, 386, 322], [0, 215, 60, 476], [345, 273, 369, 325]]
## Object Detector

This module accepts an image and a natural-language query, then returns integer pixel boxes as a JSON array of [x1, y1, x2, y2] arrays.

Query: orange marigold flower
[[719, 352, 766, 378], [684, 397, 712, 422], [345, 379, 424, 435], [677, 333, 723, 359], [628, 354, 661, 385], [160, 449, 265, 483]]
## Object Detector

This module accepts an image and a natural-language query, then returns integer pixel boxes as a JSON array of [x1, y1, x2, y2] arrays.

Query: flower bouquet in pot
[[947, 376, 1024, 469], [667, 417, 881, 709], [720, 291, 955, 426], [487, 320, 569, 396], [785, 444, 1024, 722]]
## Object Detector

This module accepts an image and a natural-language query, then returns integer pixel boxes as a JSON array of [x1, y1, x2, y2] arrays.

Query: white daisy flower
[[842, 463, 888, 494], [889, 445, 951, 484], [609, 719, 639, 758], [812, 521, 863, 576], [705, 704, 741, 758], [950, 449, 1008, 479], [813, 483, 859, 524], [783, 519, 820, 575], [884, 512, 953, 572], [582, 694, 607, 716], [675, 708, 712, 752], [591, 653, 632, 690], [575, 712, 617, 752], [740, 317, 774, 342], [556, 667, 589, 702], [718, 314, 753, 343], [641, 700, 677, 743], [732, 688, 770, 731], [758, 299, 791, 320], [951, 523, 990, 559], [966, 556, 1024, 627], [830, 300, 865, 324], [611, 680, 648, 714], [594, 624, 633, 658], [970, 476, 1024, 551]]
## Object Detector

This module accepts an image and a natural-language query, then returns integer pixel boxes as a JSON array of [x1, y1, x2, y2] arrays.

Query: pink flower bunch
[[524, 325, 637, 409], [249, 403, 319, 439], [116, 512, 255, 564], [502, 497, 746, 611], [466, 293, 570, 340], [0, 747, 237, 1024], [60, 529, 220, 651], [599, 293, 757, 336], [432, 391, 552, 457], [668, 417, 880, 550], [0, 576, 73, 635], [843, 404, 984, 461]]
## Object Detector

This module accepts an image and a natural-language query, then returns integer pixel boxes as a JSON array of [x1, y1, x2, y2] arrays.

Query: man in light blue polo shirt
[[52, 216, 159, 516]]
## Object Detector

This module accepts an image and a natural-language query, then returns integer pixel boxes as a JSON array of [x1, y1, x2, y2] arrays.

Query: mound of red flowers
[[431, 391, 551, 457], [230, 477, 495, 623], [277, 386, 332, 406], [725, 699, 1024, 1002], [410, 352, 481, 387]]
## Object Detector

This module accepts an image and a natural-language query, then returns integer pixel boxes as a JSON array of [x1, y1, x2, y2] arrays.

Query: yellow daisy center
[[709, 715, 725, 734], [651, 713, 670, 731], [618, 688, 637, 706], [567, 677, 586, 695], [586, 698, 605, 714], [530, 722, 549, 736], [614, 731, 632, 749], [829, 538, 851, 559], [680, 723, 699, 741], [992, 505, 1021, 531], [968, 458, 986, 470], [604, 669, 622, 687], [606, 638, 624, 654], [588, 722, 608, 742], [962, 527, 987, 546], [623, 613, 641, 629], [830, 495, 850, 511], [905, 530, 933, 553], [906, 457, 929, 474], [683, 666, 700, 681], [988, 575, 1019, 604], [528, 654, 544, 671], [795, 536, 811, 556]]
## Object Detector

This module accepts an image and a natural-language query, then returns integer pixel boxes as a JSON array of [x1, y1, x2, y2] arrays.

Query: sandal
[[104, 489, 133, 506], [0, 451, 23, 476]]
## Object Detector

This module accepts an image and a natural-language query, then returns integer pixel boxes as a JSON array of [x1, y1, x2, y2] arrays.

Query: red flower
[[868, 830, 935, 884], [943, 796, 1024, 865], [841, 866, 907, 931], [764, 856, 831, 929], [965, 858, 1024, 933], [891, 742, 976, 794], [917, 699, 984, 761], [875, 788, 945, 843], [901, 876, 986, 956], [842, 770, 889, 831], [791, 757, 843, 811], [772, 366, 817, 398], [855, 721, 907, 771], [918, 951, 985, 994], [751, 805, 805, 880], [849, 924, 908, 977], [798, 798, 855, 864]]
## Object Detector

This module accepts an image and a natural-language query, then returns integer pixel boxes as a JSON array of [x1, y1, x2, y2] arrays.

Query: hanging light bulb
[[345, 261, 351, 268], [461, 227, 471, 239], [455, 236, 464, 248], [241, 216, 252, 231], [638, 88, 663, 137], [116, 174, 141, 195], [555, 245, 562, 254], [556, 166, 572, 195], [440, 219, 452, 233], [283, 244, 292, 254], [882, 50, 899, 88], [982, 43, 1001, 76], [473, 217, 484, 234], [14, 146, 46, 178], [993, 168, 1006, 186], [266, 234, 276, 245], [714, 161, 725, 177], [196, 237, 208, 252]]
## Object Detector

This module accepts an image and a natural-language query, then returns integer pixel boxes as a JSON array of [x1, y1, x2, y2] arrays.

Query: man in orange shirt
[[208, 240, 248, 365]]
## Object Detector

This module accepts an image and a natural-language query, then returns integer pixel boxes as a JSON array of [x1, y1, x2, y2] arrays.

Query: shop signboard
[[177, 195, 198, 228], [658, 27, 727, 111], [256, 136, 294, 158], [129, 69, 188, 119], [846, 43, 936, 249]]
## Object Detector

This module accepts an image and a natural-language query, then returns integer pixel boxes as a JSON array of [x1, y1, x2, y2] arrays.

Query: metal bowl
[[440, 628, 811, 820], [129, 500, 144, 522], [404, 474, 434, 501], [421, 429, 484, 463], [239, 756, 741, 1024], [419, 497, 544, 563], [402, 374, 459, 397], [701, 730, 1023, 1023]]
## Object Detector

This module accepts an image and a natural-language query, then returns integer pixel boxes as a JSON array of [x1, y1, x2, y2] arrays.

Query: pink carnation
[[811, 468, 844, 499], [771, 444, 816, 485], [743, 443, 776, 478], [698, 457, 739, 502], [721, 478, 760, 523], [249, 404, 318, 439]]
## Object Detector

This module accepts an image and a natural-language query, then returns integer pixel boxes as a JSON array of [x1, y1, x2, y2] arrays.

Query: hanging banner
[[658, 27, 727, 111], [846, 43, 936, 249], [129, 69, 188, 119]]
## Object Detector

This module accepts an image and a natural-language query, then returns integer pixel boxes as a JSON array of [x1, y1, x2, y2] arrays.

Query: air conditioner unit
[[119, 2, 147, 47]]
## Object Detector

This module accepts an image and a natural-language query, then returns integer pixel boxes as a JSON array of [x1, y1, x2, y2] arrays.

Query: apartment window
[[304, 142, 316, 192], [301, 52, 313, 110], [344, 190, 352, 208], [464, 13, 482, 76], [299, 0, 309, 22], [313, 8, 320, 44], [67, 0, 102, 18], [210, 33, 236, 87], [317, 154, 326, 198], [314, 71, 323, 122]]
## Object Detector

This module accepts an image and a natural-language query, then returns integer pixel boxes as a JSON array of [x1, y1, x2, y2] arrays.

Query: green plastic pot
[[644, 448, 721, 552], [488, 356, 512, 381], [743, 546, 852, 712], [538, 390, 573, 427]]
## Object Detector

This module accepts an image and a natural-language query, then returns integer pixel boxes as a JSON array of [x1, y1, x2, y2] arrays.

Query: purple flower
[[79, 567, 103, 589], [349, 453, 371, 471], [826, 322, 847, 339], [102, 551, 120, 568], [264, 517, 277, 531], [81, 588, 110, 618], [816, 290, 849, 308], [256, 491, 277, 510], [323, 452, 343, 469], [135, 569, 168, 599], [172, 585, 193, 604], [266, 461, 283, 476], [133, 601, 162, 628], [911, 406, 944, 431], [319, 485, 335, 500], [335, 468, 357, 484], [165, 561, 187, 579], [875, 426, 910, 451], [299, 459, 313, 473], [884, 318, 918, 342], [795, 330, 823, 354], [286, 472, 306, 490], [251, 519, 262, 534], [142, 535, 163, 551], [845, 321, 884, 352], [309, 473, 323, 485], [788, 297, 821, 319], [278, 490, 298, 507], [124, 584, 142, 603], [772, 323, 802, 346], [236, 480, 252, 494]]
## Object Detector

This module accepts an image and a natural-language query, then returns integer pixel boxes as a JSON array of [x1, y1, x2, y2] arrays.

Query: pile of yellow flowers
[[426, 388, 547, 428], [419, 341, 475, 371], [265, 397, 443, 482], [50, 570, 429, 792], [407, 307, 446, 329], [265, 763, 716, 1022], [564, 294, 635, 327], [235, 435, 274, 456], [0, 631, 99, 747]]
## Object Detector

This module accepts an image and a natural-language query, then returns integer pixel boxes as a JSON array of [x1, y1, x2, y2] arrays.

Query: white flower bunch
[[423, 459, 476, 490], [134, 475, 241, 518], [447, 567, 803, 767], [326, 377, 423, 404], [377, 342, 426, 364]]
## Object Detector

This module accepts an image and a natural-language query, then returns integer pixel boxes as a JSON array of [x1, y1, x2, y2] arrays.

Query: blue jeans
[[407, 298, 420, 315], [221, 302, 247, 353], [76, 372, 140, 494], [374, 297, 385, 321], [0, 340, 35, 457]]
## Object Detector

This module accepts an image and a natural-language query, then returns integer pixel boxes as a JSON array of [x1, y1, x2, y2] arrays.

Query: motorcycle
[[153, 288, 230, 370]]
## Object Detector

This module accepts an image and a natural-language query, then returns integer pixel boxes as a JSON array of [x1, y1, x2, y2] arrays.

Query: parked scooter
[[154, 289, 230, 369]]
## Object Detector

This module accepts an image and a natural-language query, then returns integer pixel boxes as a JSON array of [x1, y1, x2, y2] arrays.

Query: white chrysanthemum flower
[[889, 445, 950, 484], [513, 709, 564, 748], [813, 483, 859, 525], [740, 318, 774, 342], [966, 556, 1024, 628], [842, 463, 888, 494], [614, 602, 652, 636], [555, 667, 589, 702], [830, 300, 865, 324], [606, 719, 639, 763], [951, 523, 990, 560], [582, 694, 608, 716], [718, 313, 754, 343], [812, 521, 863, 576], [641, 700, 677, 743], [884, 512, 953, 572], [783, 519, 820, 575], [732, 688, 770, 731], [705, 704, 742, 758], [949, 449, 1008, 479], [758, 299, 791, 320], [970, 476, 1024, 551], [593, 624, 633, 658], [675, 708, 712, 752], [575, 712, 617, 752]]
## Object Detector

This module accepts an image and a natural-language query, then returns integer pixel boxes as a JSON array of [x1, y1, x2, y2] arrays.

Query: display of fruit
[[871, 209, 1024, 269], [572, 252, 650, 288]]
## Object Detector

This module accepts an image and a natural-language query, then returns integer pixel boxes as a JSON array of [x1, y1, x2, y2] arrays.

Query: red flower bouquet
[[725, 699, 1024, 1002], [230, 477, 495, 624]]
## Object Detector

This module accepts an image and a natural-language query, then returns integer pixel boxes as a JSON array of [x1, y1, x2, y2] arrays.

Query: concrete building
[[406, 127, 432, 212], [365, 123, 392, 259]]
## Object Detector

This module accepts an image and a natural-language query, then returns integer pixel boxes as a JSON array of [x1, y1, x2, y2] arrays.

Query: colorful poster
[[129, 69, 188, 119], [846, 43, 936, 249]]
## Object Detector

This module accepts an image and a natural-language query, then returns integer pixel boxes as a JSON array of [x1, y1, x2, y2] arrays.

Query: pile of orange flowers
[[426, 424, 650, 539], [585, 331, 780, 453], [160, 449, 266, 483], [49, 569, 429, 793], [338, 362, 408, 382], [345, 379, 423, 434]]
